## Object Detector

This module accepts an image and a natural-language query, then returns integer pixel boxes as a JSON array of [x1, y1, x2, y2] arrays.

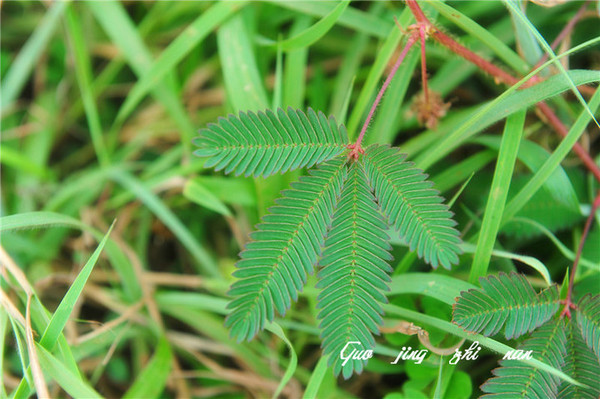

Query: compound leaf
[[363, 144, 462, 269], [452, 272, 559, 339], [576, 294, 600, 361], [316, 161, 392, 379], [558, 318, 600, 399], [193, 107, 348, 178], [194, 107, 464, 378], [225, 156, 347, 341], [481, 320, 567, 398]]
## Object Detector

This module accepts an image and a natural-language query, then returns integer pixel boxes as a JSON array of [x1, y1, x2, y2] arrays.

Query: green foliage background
[[1, 1, 599, 398]]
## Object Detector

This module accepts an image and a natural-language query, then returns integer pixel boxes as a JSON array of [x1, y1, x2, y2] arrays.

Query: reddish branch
[[348, 31, 419, 159], [402, 0, 599, 317], [560, 191, 600, 319], [404, 0, 600, 182]]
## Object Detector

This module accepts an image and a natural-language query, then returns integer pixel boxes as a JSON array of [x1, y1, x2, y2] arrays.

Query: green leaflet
[[576, 294, 600, 361], [481, 320, 567, 398], [193, 107, 348, 177], [316, 161, 392, 379], [225, 157, 347, 341], [559, 319, 600, 399], [363, 145, 462, 269], [194, 107, 463, 377], [452, 272, 559, 339]]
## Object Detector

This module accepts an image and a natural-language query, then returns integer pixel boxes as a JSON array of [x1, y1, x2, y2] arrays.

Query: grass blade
[[302, 356, 329, 399], [503, 0, 600, 129], [87, 1, 197, 154], [416, 66, 600, 170], [470, 110, 526, 282], [116, 1, 247, 123], [383, 304, 579, 386], [39, 221, 115, 351], [108, 169, 218, 277], [502, 87, 600, 224], [123, 335, 172, 399], [0, 2, 66, 110], [35, 344, 102, 399], [217, 12, 269, 111], [65, 5, 110, 167], [271, 1, 392, 39], [430, 1, 527, 73], [266, 322, 298, 399], [0, 211, 141, 301], [183, 179, 232, 217], [276, 0, 349, 51], [462, 243, 552, 286], [473, 136, 580, 212]]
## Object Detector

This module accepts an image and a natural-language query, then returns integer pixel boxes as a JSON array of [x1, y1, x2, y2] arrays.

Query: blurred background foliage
[[1, 1, 599, 398]]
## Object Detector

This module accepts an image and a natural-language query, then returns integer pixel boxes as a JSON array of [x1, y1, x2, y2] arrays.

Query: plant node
[[346, 143, 365, 160], [559, 299, 576, 319]]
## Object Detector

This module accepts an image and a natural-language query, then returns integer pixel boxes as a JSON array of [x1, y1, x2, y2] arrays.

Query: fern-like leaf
[[194, 107, 464, 377], [558, 318, 600, 398], [452, 272, 559, 339], [363, 144, 461, 269], [576, 293, 600, 361], [316, 161, 392, 379], [193, 107, 348, 177], [225, 157, 347, 341], [481, 320, 567, 398]]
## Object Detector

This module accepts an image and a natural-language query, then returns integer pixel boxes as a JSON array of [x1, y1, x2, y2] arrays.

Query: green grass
[[1, 1, 599, 398]]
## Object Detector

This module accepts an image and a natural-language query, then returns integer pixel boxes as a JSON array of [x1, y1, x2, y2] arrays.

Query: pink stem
[[561, 190, 600, 318], [353, 33, 418, 150]]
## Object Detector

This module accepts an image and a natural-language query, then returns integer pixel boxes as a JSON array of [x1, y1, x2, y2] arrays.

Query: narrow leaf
[[277, 0, 349, 51], [39, 222, 115, 351], [123, 335, 172, 399]]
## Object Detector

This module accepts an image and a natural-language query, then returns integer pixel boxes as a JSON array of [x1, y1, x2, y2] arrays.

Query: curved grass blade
[[276, 0, 349, 51], [116, 1, 247, 123], [39, 221, 114, 351], [266, 322, 298, 399]]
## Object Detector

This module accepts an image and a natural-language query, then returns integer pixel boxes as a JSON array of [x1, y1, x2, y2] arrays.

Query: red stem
[[537, 102, 600, 182], [349, 32, 418, 157], [561, 190, 600, 318], [405, 0, 600, 182]]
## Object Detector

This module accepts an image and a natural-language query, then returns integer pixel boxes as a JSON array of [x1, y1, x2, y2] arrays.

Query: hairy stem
[[405, 0, 600, 182], [348, 31, 418, 159], [561, 190, 600, 318]]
